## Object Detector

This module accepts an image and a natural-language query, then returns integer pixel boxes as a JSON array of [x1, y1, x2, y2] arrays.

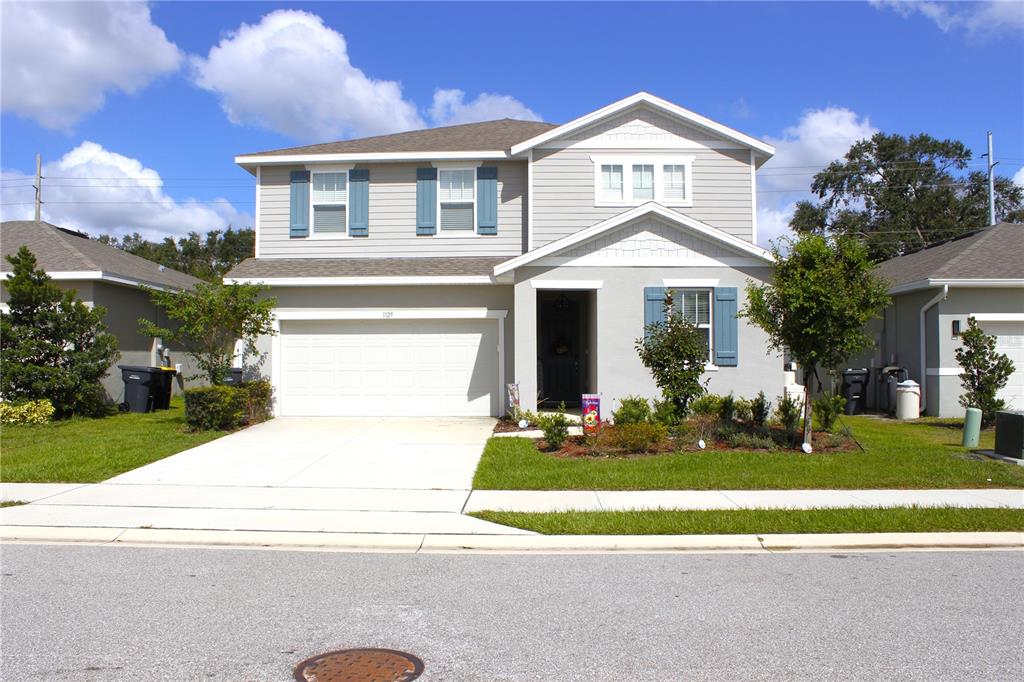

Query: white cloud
[[756, 107, 878, 247], [429, 89, 541, 126], [0, 142, 249, 241], [1013, 166, 1024, 187], [191, 9, 424, 141], [871, 1, 1024, 42], [0, 2, 182, 129]]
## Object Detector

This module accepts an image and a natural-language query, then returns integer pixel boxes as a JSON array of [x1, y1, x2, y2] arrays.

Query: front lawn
[[473, 416, 1024, 490], [0, 397, 226, 483], [472, 507, 1024, 535]]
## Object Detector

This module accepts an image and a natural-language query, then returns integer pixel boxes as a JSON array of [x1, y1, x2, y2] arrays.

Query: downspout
[[918, 284, 948, 415]]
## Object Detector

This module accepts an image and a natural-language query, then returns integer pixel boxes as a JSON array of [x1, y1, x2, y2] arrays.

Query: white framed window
[[672, 288, 712, 361], [591, 155, 694, 207], [311, 171, 348, 236], [438, 168, 475, 232]]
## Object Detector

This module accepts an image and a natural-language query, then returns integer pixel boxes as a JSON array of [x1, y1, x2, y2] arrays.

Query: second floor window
[[632, 164, 654, 200], [591, 155, 694, 207], [600, 164, 623, 201], [312, 171, 347, 235], [439, 169, 474, 231]]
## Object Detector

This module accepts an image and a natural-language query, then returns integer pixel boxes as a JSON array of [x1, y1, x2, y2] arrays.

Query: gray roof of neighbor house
[[0, 220, 201, 290], [226, 256, 508, 280], [876, 222, 1024, 289], [242, 119, 558, 157]]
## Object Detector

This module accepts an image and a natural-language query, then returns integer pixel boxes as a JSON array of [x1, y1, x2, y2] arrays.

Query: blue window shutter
[[714, 287, 738, 366], [348, 169, 369, 237], [643, 287, 666, 338], [416, 168, 437, 235], [289, 170, 310, 238], [477, 166, 498, 235]]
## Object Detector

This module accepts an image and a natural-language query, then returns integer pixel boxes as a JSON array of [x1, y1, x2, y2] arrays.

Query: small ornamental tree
[[0, 246, 119, 417], [140, 282, 276, 384], [635, 292, 710, 416], [741, 235, 890, 448], [955, 317, 1015, 426]]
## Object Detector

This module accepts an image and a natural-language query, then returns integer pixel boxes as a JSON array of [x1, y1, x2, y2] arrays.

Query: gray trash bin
[[119, 365, 161, 413], [840, 369, 869, 415], [221, 368, 245, 385]]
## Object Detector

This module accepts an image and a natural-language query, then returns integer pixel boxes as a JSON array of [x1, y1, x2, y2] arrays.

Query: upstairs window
[[591, 155, 694, 207], [311, 171, 347, 235], [439, 169, 474, 231]]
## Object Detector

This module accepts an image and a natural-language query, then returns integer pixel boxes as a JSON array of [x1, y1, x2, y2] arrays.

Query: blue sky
[[1, 1, 1022, 245]]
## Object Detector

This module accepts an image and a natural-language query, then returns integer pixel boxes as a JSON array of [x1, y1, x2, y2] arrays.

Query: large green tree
[[0, 247, 119, 417], [790, 133, 1024, 261], [96, 227, 254, 282], [742, 235, 891, 448], [140, 282, 276, 384]]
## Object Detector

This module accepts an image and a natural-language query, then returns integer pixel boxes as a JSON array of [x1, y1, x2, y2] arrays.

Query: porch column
[[513, 279, 538, 413]]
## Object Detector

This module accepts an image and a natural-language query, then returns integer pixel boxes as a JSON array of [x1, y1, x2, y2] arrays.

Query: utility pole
[[985, 132, 997, 226], [33, 153, 42, 222]]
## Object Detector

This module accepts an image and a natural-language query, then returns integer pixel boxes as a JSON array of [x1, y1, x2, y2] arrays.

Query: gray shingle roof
[[226, 256, 508, 279], [875, 222, 1024, 288], [1, 221, 201, 290], [243, 119, 558, 157]]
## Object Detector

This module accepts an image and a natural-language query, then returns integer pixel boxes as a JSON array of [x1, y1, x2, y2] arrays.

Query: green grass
[[0, 397, 227, 483], [473, 416, 1024, 490], [0, 500, 27, 508], [472, 507, 1024, 535]]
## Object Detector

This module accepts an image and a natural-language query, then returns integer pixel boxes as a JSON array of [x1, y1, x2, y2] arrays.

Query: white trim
[[494, 203, 773, 276], [663, 278, 720, 287], [436, 167, 478, 236], [750, 149, 758, 246], [432, 160, 483, 169], [530, 280, 603, 290], [270, 316, 281, 416], [309, 169, 350, 239], [236, 150, 508, 167], [223, 275, 498, 287], [509, 92, 776, 157], [274, 307, 507, 321], [254, 166, 262, 258], [890, 278, 1024, 294], [497, 315, 506, 414], [971, 313, 1024, 322], [2, 269, 179, 292], [539, 139, 746, 151], [926, 367, 961, 376], [305, 163, 355, 172], [536, 256, 766, 268], [526, 149, 534, 252], [590, 154, 694, 208]]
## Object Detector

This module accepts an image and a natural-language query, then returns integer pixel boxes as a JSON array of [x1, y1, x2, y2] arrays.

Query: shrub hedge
[[183, 380, 273, 431], [0, 399, 56, 425]]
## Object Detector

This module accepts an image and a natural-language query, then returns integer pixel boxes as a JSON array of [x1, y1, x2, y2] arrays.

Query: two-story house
[[225, 92, 781, 417]]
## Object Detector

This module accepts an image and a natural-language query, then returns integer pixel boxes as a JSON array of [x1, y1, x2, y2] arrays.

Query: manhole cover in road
[[293, 648, 424, 682]]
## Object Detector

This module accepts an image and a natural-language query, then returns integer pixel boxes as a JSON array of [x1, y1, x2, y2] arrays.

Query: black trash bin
[[119, 365, 161, 413], [840, 368, 870, 415], [221, 368, 245, 386], [152, 367, 177, 410]]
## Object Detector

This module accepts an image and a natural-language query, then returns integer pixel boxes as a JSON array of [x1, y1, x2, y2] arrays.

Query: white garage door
[[980, 321, 1024, 411], [279, 319, 498, 416]]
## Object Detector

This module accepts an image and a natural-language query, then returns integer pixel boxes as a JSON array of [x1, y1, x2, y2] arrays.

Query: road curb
[[2, 526, 1021, 553]]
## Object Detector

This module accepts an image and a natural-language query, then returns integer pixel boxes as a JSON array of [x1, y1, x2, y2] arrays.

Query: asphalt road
[[1, 544, 1021, 681]]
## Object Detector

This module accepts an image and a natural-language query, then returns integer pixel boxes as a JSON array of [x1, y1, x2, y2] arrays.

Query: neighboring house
[[0, 220, 203, 402], [853, 222, 1024, 417], [225, 92, 782, 417]]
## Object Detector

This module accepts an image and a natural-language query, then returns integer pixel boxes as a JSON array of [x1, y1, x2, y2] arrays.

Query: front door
[[538, 291, 583, 406]]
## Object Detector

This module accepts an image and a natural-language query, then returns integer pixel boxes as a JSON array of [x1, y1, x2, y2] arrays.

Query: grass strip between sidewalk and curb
[[470, 506, 1024, 535]]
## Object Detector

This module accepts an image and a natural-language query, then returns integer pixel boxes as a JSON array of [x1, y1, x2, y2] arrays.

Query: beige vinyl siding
[[258, 161, 527, 258], [531, 146, 753, 247]]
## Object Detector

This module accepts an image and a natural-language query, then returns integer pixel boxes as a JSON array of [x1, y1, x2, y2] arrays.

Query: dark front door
[[538, 291, 582, 406]]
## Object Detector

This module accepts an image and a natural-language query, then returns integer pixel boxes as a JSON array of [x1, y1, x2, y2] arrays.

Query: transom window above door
[[311, 171, 347, 236], [438, 169, 475, 231], [590, 155, 694, 207]]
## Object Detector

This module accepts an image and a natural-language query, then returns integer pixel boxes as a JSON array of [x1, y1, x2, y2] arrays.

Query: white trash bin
[[895, 380, 921, 420]]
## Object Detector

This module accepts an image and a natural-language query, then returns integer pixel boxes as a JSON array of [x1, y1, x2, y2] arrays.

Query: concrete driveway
[[108, 416, 494, 490]]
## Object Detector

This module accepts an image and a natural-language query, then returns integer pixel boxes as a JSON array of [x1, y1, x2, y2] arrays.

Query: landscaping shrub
[[612, 395, 652, 425], [734, 398, 753, 424], [814, 394, 847, 432], [240, 379, 273, 425], [537, 402, 571, 449], [955, 317, 1016, 426], [184, 385, 245, 431], [689, 393, 722, 417], [651, 398, 680, 426], [718, 393, 737, 424], [508, 405, 537, 426], [725, 431, 776, 450], [750, 391, 771, 427], [0, 399, 56, 425], [775, 394, 802, 440], [608, 422, 668, 453], [635, 292, 710, 414]]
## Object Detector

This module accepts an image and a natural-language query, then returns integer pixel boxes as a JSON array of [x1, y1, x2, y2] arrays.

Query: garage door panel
[[278, 319, 498, 416], [979, 321, 1024, 410]]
